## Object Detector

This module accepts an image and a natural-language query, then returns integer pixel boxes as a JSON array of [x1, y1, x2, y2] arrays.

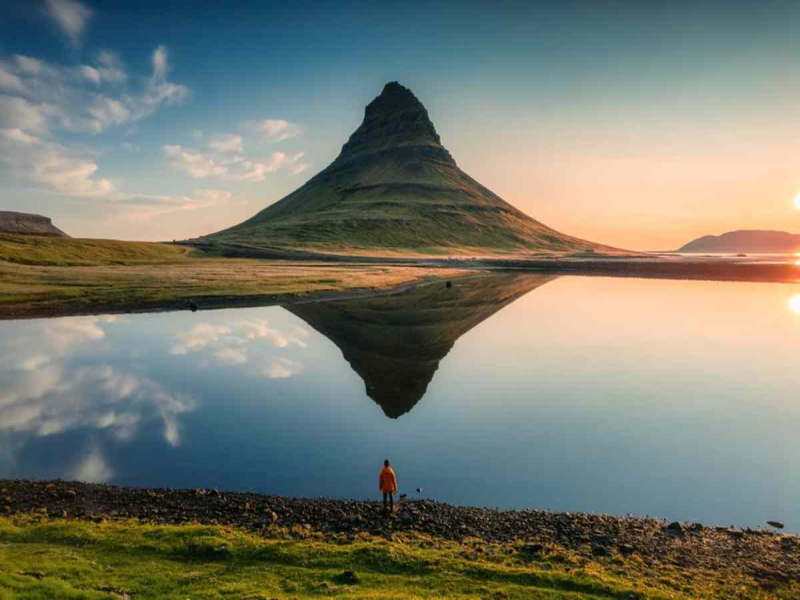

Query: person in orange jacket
[[379, 459, 398, 513]]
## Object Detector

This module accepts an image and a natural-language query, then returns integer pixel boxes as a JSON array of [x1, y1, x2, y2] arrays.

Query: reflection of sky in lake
[[1, 275, 799, 531]]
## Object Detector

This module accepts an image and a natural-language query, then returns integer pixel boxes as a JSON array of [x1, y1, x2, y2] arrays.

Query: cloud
[[260, 358, 302, 379], [0, 65, 27, 95], [0, 47, 187, 135], [208, 133, 243, 153], [116, 189, 234, 222], [215, 347, 248, 365], [164, 145, 227, 179], [251, 119, 302, 142], [164, 144, 307, 182], [0, 127, 114, 197], [171, 323, 233, 355], [44, 0, 93, 46], [170, 319, 307, 371], [68, 446, 112, 483]]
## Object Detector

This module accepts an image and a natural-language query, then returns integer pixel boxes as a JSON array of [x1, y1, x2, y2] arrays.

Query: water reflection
[[287, 274, 556, 417], [790, 295, 800, 313]]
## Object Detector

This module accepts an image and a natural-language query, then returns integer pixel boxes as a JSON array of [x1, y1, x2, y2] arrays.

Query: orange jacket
[[379, 467, 397, 493]]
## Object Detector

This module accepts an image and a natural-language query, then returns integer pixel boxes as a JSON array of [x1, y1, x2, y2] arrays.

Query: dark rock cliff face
[[331, 81, 455, 169], [0, 211, 69, 237], [203, 82, 614, 255], [287, 273, 557, 418]]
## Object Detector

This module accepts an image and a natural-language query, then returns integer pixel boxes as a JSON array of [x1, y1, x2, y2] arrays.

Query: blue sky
[[2, 0, 800, 248]]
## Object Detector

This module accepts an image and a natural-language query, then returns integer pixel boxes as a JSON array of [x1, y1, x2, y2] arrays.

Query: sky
[[2, 0, 800, 250]]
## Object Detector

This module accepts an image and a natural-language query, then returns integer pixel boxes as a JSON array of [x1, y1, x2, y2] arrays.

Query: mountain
[[678, 230, 800, 253], [287, 273, 556, 418], [199, 82, 616, 257], [0, 211, 68, 237]]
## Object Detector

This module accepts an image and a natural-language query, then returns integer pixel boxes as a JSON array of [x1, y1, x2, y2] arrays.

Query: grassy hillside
[[0, 516, 793, 599], [200, 83, 620, 258], [0, 235, 468, 319], [0, 234, 191, 266]]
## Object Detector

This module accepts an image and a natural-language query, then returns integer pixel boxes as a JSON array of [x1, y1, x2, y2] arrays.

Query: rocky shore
[[2, 480, 798, 582]]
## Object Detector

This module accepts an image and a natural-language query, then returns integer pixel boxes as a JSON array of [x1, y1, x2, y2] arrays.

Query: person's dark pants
[[383, 492, 394, 512]]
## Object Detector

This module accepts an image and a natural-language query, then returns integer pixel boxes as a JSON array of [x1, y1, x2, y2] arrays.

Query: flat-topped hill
[[0, 211, 68, 237], [198, 82, 621, 258]]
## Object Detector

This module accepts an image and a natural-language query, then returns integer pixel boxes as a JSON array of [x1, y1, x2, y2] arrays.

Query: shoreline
[[1, 257, 798, 322], [2, 479, 797, 582]]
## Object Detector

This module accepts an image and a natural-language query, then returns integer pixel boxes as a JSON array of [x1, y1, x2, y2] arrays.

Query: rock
[[521, 543, 544, 555], [188, 301, 198, 312], [767, 521, 785, 530], [666, 521, 684, 533], [337, 570, 359, 584], [619, 544, 635, 556]]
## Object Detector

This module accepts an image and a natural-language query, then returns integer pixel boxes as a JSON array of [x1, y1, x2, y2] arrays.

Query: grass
[[0, 516, 793, 599], [0, 235, 468, 319]]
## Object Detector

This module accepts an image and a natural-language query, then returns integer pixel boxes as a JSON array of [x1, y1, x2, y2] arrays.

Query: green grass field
[[0, 235, 468, 319], [0, 516, 793, 599]]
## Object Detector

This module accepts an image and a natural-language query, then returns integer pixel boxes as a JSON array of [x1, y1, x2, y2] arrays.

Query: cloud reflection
[[0, 316, 196, 451], [171, 319, 308, 377]]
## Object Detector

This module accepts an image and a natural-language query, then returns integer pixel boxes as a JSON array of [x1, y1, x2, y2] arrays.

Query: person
[[379, 459, 397, 513]]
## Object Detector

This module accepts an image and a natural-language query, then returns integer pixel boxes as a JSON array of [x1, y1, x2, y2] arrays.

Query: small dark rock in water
[[768, 521, 785, 530], [416, 487, 423, 493], [188, 301, 198, 312]]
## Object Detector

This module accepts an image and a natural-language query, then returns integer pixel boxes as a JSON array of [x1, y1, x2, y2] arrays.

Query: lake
[[1, 273, 799, 531]]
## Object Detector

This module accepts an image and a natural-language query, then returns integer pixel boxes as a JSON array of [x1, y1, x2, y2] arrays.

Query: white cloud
[[68, 446, 112, 483], [164, 143, 307, 182], [171, 323, 233, 355], [260, 357, 302, 379], [170, 319, 307, 371], [208, 133, 243, 153], [164, 144, 227, 179], [152, 46, 168, 80], [252, 119, 301, 142], [118, 189, 234, 222], [215, 347, 248, 365], [0, 47, 186, 135], [0, 65, 27, 95], [0, 127, 114, 197], [44, 0, 93, 46]]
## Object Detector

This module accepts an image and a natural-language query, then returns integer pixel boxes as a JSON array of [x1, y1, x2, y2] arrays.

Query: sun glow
[[790, 295, 800, 313], [795, 194, 800, 210]]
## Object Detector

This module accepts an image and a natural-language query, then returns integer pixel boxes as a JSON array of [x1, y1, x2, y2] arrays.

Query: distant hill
[[0, 211, 68, 237], [199, 82, 620, 257], [678, 230, 800, 253], [287, 273, 556, 418]]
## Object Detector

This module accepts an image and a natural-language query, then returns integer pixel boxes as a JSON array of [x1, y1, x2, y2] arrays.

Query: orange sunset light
[[790, 295, 800, 313]]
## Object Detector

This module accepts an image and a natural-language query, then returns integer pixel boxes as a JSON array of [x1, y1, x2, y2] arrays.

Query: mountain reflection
[[286, 273, 558, 418]]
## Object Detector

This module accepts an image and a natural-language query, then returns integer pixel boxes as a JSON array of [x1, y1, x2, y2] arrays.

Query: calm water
[[2, 274, 799, 531]]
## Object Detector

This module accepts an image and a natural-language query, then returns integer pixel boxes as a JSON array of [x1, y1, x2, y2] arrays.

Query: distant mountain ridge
[[199, 82, 619, 257], [678, 230, 800, 253], [0, 211, 68, 237]]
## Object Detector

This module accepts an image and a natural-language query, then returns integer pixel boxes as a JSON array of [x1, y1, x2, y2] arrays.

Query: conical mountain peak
[[334, 81, 454, 166], [202, 83, 614, 257]]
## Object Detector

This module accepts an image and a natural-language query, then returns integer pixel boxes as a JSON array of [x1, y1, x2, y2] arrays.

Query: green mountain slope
[[200, 82, 617, 257]]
